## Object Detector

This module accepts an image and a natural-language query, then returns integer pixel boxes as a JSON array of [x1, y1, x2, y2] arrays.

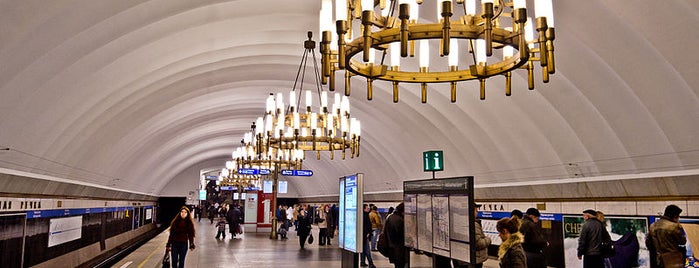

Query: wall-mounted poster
[[404, 194, 417, 249], [564, 216, 649, 268], [481, 219, 502, 246], [432, 195, 450, 257], [417, 194, 433, 253], [449, 195, 471, 262], [48, 216, 82, 247]]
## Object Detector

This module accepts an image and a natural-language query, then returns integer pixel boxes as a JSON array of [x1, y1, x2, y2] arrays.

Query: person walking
[[647, 204, 687, 268], [385, 202, 408, 268], [577, 209, 605, 268], [520, 208, 547, 268], [227, 203, 242, 239], [453, 203, 491, 268], [208, 205, 216, 224], [360, 204, 376, 268], [369, 205, 382, 251], [166, 206, 196, 268], [496, 216, 526, 268], [297, 204, 314, 249], [215, 216, 227, 239]]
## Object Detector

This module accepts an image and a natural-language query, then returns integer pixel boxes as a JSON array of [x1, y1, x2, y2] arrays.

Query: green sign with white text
[[423, 150, 444, 172]]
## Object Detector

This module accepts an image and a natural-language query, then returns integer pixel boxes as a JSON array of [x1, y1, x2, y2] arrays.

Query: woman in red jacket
[[167, 206, 196, 268]]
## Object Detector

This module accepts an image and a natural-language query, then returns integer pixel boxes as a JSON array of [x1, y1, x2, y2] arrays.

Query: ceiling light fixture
[[319, 0, 555, 103]]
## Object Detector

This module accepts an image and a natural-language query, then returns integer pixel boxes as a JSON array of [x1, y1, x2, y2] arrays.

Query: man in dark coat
[[520, 208, 548, 268], [385, 202, 408, 268], [227, 203, 242, 238], [578, 209, 605, 268]]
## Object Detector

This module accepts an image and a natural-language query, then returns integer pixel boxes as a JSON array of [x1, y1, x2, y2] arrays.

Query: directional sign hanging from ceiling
[[281, 170, 314, 177]]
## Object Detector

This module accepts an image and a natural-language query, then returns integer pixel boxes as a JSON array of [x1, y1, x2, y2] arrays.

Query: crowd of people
[[168, 199, 689, 268]]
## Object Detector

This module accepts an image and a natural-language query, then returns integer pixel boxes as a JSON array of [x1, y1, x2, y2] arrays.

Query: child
[[215, 216, 227, 239]]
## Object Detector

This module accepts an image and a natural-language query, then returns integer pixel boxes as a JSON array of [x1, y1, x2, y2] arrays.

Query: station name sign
[[281, 169, 314, 177], [237, 168, 271, 175]]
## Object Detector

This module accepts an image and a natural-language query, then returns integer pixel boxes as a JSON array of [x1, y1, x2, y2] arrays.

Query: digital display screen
[[338, 177, 345, 249], [343, 175, 359, 253]]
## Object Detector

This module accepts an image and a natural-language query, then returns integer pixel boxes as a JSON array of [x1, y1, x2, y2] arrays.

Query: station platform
[[112, 220, 500, 268]]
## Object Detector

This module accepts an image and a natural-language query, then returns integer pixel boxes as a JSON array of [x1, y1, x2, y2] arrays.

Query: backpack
[[377, 230, 391, 258]]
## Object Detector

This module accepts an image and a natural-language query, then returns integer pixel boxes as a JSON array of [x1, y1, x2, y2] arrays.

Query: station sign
[[281, 169, 314, 176], [237, 168, 271, 175]]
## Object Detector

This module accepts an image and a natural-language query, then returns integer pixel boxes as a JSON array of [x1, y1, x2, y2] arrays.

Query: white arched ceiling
[[0, 0, 697, 197]]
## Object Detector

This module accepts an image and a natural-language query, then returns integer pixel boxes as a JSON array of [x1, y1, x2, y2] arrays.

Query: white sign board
[[263, 180, 273, 193], [279, 181, 288, 193], [49, 216, 82, 247], [145, 208, 153, 220]]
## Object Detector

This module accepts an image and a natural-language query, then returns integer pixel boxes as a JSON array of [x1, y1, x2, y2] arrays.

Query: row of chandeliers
[[218, 32, 362, 185]]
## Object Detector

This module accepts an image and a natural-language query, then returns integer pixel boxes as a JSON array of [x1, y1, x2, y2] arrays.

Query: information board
[[339, 173, 364, 253], [404, 177, 475, 265]]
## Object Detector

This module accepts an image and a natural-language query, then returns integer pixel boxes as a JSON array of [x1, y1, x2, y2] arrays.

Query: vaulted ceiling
[[1, 0, 697, 197]]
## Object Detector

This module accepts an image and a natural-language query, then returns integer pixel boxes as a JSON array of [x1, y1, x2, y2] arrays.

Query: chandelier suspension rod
[[291, 46, 311, 110], [310, 43, 324, 98]]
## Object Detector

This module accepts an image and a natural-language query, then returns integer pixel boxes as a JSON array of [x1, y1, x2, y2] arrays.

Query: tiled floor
[[112, 220, 500, 268]]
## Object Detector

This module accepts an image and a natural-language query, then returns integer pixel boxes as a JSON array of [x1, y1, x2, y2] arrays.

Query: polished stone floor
[[112, 220, 500, 268]]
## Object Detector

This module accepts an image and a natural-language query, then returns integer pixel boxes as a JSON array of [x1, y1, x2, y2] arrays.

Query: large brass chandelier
[[250, 33, 361, 160], [319, 0, 555, 103]]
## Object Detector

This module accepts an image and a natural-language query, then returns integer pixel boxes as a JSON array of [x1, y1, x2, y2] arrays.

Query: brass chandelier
[[319, 0, 555, 103], [250, 33, 361, 160]]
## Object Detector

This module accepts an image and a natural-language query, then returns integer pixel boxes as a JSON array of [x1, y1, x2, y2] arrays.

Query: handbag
[[600, 229, 615, 258], [161, 251, 170, 268], [660, 251, 685, 268], [308, 233, 314, 244]]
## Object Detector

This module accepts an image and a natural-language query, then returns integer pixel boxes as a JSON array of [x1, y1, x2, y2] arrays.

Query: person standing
[[317, 204, 328, 246], [369, 205, 382, 251], [453, 203, 491, 268], [647, 204, 687, 268], [360, 204, 376, 267], [520, 208, 547, 268], [325, 205, 334, 245], [286, 205, 295, 232], [166, 206, 196, 268], [385, 203, 408, 268], [195, 205, 203, 222], [578, 209, 605, 268], [510, 209, 523, 220], [496, 216, 526, 268]]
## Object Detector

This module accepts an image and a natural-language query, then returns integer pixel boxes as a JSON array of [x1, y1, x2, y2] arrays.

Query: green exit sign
[[423, 150, 444, 172]]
